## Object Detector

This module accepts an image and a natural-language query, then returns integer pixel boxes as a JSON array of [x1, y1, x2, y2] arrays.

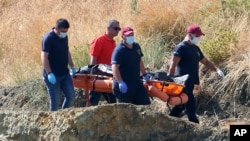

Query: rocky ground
[[0, 74, 249, 141]]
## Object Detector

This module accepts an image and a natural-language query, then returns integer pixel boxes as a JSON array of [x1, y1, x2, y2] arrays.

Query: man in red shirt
[[88, 19, 121, 106]]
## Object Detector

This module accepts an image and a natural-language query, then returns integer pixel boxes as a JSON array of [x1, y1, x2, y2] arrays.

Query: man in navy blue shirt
[[168, 25, 225, 123], [41, 18, 76, 111], [111, 26, 151, 105]]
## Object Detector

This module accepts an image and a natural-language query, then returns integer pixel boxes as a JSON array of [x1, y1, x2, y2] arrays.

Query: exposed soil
[[0, 68, 249, 140]]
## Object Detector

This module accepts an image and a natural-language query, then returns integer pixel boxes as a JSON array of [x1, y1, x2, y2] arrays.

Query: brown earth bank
[[0, 77, 249, 141]]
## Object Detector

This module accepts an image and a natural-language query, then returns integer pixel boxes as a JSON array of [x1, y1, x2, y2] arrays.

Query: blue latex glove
[[48, 73, 56, 84], [70, 67, 76, 77], [142, 73, 151, 82], [118, 81, 128, 94]]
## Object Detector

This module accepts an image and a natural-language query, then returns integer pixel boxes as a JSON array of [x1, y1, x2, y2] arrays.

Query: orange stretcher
[[72, 73, 188, 106]]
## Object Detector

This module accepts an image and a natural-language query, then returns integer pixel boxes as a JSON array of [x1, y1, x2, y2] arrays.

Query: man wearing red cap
[[167, 24, 225, 123], [111, 26, 151, 105]]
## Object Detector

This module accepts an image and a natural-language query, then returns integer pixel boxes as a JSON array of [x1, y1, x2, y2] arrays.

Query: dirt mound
[[0, 79, 49, 111], [0, 66, 249, 140]]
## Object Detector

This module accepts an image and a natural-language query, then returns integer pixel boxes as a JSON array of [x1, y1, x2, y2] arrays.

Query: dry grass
[[217, 61, 250, 101], [0, 0, 250, 86], [0, 0, 132, 85]]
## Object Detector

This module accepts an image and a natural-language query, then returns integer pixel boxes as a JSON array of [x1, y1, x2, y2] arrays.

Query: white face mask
[[190, 37, 199, 45], [126, 36, 134, 45], [59, 32, 67, 38]]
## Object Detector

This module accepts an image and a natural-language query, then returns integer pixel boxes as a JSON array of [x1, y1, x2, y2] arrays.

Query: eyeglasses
[[112, 27, 121, 31]]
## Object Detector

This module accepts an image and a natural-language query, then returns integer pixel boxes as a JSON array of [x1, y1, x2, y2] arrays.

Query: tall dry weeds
[[0, 0, 250, 86]]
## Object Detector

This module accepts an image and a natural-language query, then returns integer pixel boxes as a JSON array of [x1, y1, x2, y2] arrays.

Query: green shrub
[[222, 0, 250, 17], [131, 0, 137, 12], [200, 29, 237, 64], [71, 44, 90, 69], [139, 33, 172, 70]]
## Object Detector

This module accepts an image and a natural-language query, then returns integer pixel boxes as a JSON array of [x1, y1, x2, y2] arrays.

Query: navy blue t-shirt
[[173, 41, 204, 85], [111, 42, 143, 83], [42, 29, 69, 76]]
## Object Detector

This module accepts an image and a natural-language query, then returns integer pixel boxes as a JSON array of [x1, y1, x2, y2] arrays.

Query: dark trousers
[[113, 81, 151, 105], [89, 91, 116, 106], [169, 85, 199, 123]]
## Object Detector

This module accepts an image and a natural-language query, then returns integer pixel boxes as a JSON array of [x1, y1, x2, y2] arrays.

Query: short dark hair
[[55, 18, 70, 29]]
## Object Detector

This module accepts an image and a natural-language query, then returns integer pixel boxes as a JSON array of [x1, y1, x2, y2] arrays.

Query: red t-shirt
[[90, 33, 116, 65]]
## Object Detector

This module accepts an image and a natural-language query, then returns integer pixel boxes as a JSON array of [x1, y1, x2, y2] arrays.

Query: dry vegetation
[[0, 0, 249, 88]]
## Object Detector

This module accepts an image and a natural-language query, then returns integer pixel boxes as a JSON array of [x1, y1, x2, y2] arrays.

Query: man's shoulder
[[113, 43, 124, 51], [115, 43, 123, 49], [97, 33, 106, 39], [43, 30, 56, 40], [92, 33, 108, 42], [133, 42, 141, 48], [176, 41, 187, 47], [90, 35, 105, 46], [175, 41, 190, 50]]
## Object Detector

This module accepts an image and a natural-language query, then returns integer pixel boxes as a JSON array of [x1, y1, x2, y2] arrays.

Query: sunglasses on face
[[112, 27, 121, 31]]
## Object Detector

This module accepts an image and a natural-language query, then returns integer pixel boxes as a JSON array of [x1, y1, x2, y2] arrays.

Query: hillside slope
[[0, 79, 249, 140]]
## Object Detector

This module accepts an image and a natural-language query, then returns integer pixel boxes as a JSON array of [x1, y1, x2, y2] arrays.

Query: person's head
[[54, 18, 70, 38], [186, 24, 205, 45], [121, 26, 134, 46], [106, 19, 121, 38]]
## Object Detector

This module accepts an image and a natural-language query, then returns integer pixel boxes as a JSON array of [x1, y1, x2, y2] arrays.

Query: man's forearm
[[90, 56, 97, 65], [68, 52, 74, 68], [112, 64, 122, 82], [140, 60, 147, 74], [41, 52, 52, 74]]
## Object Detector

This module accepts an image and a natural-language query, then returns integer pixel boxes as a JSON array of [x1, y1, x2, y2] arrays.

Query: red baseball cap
[[121, 26, 134, 36], [187, 25, 205, 36]]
